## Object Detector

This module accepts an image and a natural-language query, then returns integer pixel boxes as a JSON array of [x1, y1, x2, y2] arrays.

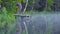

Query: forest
[[0, 0, 60, 34]]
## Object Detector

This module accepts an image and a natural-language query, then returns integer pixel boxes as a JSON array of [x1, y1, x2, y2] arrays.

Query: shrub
[[0, 7, 16, 34]]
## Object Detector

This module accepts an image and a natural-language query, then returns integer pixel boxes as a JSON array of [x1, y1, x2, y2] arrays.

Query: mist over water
[[27, 14, 60, 34]]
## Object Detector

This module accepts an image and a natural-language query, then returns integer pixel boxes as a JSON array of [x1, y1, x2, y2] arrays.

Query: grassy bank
[[20, 10, 60, 15]]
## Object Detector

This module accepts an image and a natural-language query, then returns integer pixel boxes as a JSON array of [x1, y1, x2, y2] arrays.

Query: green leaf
[[16, 0, 22, 2], [22, 0, 26, 3]]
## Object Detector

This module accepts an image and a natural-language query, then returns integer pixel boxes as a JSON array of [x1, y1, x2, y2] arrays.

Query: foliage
[[0, 0, 56, 12], [27, 0, 40, 10], [16, 0, 26, 3], [0, 0, 1, 3], [0, 7, 16, 34], [0, 0, 27, 14], [47, 0, 53, 10], [1, 0, 17, 13]]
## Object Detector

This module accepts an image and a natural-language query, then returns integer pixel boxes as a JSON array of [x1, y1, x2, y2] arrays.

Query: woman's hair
[[16, 2, 22, 13]]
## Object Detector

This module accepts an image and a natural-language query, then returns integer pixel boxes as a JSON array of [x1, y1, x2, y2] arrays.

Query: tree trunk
[[23, 0, 28, 13], [44, 0, 48, 11]]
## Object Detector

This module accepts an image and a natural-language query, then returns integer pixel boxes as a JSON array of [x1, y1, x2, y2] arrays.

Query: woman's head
[[16, 2, 22, 10]]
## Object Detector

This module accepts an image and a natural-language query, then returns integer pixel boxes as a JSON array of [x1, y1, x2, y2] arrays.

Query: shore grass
[[20, 10, 60, 15]]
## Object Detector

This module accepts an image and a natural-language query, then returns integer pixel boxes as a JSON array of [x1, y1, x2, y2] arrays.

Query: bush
[[0, 7, 17, 34]]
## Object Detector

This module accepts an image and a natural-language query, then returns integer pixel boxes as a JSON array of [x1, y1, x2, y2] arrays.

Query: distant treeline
[[0, 0, 60, 12]]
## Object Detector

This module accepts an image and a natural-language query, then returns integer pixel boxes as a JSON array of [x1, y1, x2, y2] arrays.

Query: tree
[[47, 0, 53, 11], [23, 0, 28, 13]]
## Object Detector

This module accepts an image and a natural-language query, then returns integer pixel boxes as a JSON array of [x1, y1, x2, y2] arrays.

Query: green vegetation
[[0, 7, 16, 34], [47, 0, 53, 10], [0, 0, 60, 34]]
